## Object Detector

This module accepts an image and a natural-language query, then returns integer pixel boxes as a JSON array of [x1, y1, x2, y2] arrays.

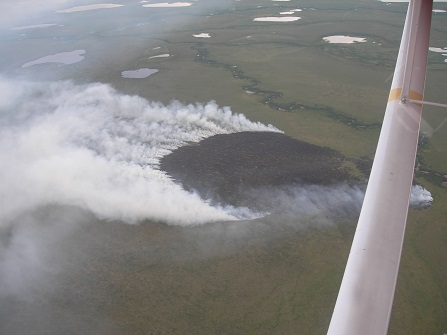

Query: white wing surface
[[327, 0, 433, 334]]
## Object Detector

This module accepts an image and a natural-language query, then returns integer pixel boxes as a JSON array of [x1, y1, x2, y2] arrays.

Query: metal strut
[[406, 99, 447, 109], [401, 0, 420, 101]]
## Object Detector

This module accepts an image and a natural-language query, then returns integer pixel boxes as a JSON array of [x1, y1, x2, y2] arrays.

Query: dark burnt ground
[[160, 131, 356, 207]]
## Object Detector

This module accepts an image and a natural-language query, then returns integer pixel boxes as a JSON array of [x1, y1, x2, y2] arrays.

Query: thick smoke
[[409, 184, 433, 208], [0, 76, 279, 303], [0, 77, 279, 227]]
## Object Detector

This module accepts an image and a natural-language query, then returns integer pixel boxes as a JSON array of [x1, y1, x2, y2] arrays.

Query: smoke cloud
[[409, 184, 433, 208], [0, 76, 281, 305], [0, 77, 279, 227], [0, 76, 435, 230], [0, 75, 433, 309], [1, 76, 433, 228]]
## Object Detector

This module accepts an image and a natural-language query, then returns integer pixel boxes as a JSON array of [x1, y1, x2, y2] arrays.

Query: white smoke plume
[[409, 184, 433, 208], [0, 77, 279, 227]]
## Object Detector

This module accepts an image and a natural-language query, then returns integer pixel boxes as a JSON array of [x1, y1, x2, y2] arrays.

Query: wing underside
[[327, 1, 433, 334]]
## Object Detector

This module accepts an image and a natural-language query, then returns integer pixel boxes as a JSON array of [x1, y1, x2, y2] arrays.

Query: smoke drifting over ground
[[0, 76, 434, 231], [0, 76, 282, 306], [249, 184, 364, 224], [0, 77, 279, 228], [0, 76, 433, 308]]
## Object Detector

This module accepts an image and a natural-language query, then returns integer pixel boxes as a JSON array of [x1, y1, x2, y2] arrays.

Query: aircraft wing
[[327, 0, 433, 334]]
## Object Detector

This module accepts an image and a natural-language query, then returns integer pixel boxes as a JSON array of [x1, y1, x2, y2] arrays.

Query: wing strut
[[327, 1, 433, 334]]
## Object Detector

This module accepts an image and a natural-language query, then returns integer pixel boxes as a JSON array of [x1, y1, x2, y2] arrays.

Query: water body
[[323, 35, 367, 44], [142, 2, 193, 8], [56, 4, 124, 13], [10, 23, 57, 30], [253, 17, 301, 22], [429, 47, 447, 62], [149, 54, 170, 59], [121, 68, 158, 78], [21, 50, 86, 68], [193, 33, 211, 38]]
